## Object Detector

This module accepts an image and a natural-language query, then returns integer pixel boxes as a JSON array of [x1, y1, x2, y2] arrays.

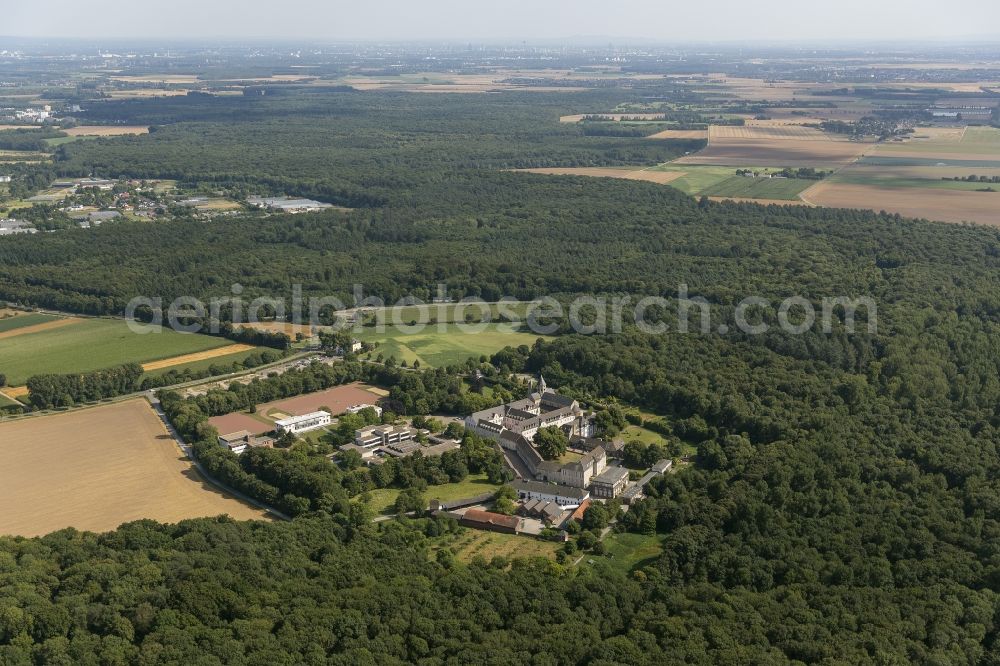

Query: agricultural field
[[208, 382, 382, 436], [515, 167, 685, 185], [140, 344, 257, 372], [675, 124, 873, 167], [646, 128, 709, 140], [141, 347, 268, 380], [0, 316, 236, 386], [0, 310, 60, 333], [61, 125, 150, 137], [355, 323, 547, 368], [429, 528, 562, 563], [650, 165, 817, 200], [801, 181, 1000, 226], [0, 399, 270, 537], [863, 126, 1000, 166]]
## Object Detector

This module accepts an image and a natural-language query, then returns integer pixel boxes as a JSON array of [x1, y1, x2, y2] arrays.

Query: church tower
[[538, 374, 547, 395]]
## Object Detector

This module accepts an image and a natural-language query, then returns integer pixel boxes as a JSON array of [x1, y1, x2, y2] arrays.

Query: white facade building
[[275, 411, 331, 434]]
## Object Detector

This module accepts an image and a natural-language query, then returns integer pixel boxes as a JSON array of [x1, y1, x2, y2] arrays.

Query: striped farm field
[[0, 316, 81, 340], [0, 312, 61, 334], [141, 344, 257, 372], [646, 129, 709, 140], [0, 318, 235, 386]]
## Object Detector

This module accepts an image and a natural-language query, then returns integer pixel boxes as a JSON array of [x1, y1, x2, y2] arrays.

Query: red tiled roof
[[462, 509, 521, 531], [569, 499, 592, 523]]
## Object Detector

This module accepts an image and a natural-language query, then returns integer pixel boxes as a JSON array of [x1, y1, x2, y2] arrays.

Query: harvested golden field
[[140, 344, 257, 372], [711, 125, 834, 141], [708, 196, 812, 206], [0, 317, 81, 340], [646, 129, 709, 140], [675, 124, 874, 167], [802, 181, 1000, 226], [906, 127, 967, 142], [62, 125, 150, 137], [515, 167, 685, 184], [239, 321, 319, 337], [3, 386, 28, 399], [0, 400, 270, 537], [0, 125, 41, 131]]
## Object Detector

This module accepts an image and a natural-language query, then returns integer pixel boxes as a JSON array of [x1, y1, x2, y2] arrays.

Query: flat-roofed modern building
[[275, 411, 331, 435]]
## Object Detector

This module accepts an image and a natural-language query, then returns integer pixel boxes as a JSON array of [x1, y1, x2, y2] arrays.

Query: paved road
[[147, 393, 291, 521]]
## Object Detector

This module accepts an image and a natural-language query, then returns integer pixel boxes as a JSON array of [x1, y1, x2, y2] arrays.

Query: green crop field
[[652, 165, 815, 199], [141, 348, 266, 380], [859, 156, 1000, 168], [0, 319, 234, 385], [0, 392, 21, 408], [831, 172, 1000, 191], [699, 175, 812, 199], [356, 323, 546, 368], [0, 313, 59, 333]]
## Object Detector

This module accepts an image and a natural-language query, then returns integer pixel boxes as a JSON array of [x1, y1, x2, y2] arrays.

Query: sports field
[[0, 317, 235, 386], [356, 323, 546, 368], [0, 399, 270, 537], [208, 382, 382, 436]]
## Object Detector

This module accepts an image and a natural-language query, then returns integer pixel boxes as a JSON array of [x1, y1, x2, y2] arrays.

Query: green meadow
[[0, 318, 233, 385], [653, 165, 814, 200], [0, 313, 59, 333], [356, 323, 546, 368]]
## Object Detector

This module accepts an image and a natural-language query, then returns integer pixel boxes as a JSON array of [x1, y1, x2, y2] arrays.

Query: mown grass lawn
[[591, 532, 666, 573], [355, 473, 501, 515]]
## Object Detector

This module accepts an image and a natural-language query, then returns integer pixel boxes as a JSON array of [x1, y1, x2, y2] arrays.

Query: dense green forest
[[2, 87, 1000, 663]]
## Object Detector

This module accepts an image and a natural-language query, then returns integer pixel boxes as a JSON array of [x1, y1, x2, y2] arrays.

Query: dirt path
[[141, 344, 257, 372], [0, 318, 81, 340]]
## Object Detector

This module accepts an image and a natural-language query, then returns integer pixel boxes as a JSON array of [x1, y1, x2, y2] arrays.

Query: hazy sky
[[4, 0, 1000, 42]]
